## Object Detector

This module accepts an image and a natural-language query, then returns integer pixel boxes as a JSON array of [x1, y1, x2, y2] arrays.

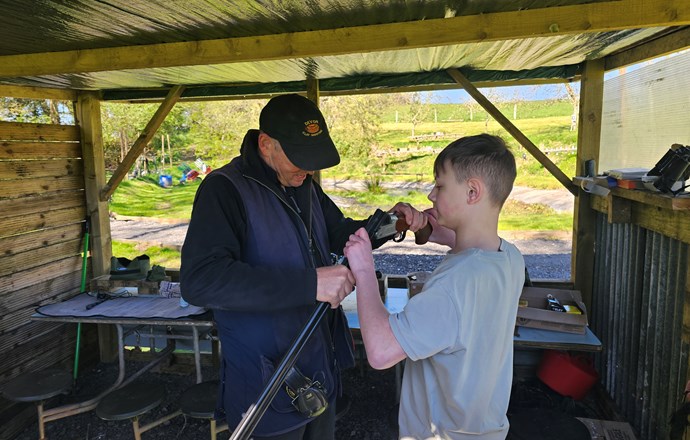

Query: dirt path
[[110, 180, 573, 253], [324, 179, 574, 213]]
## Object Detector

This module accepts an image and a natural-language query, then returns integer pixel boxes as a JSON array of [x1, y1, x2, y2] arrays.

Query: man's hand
[[424, 208, 455, 248], [316, 265, 356, 308], [389, 202, 427, 233], [343, 227, 376, 280]]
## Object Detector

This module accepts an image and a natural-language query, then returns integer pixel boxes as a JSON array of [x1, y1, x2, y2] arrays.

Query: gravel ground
[[110, 217, 572, 281]]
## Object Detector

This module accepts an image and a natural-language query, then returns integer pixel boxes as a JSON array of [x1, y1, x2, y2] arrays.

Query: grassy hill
[[111, 99, 575, 265], [324, 100, 577, 190]]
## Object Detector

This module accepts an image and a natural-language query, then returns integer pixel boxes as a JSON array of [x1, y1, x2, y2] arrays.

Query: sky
[[432, 84, 572, 103], [430, 55, 681, 104]]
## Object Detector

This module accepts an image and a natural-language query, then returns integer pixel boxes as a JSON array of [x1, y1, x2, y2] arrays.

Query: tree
[[465, 98, 480, 121], [0, 98, 71, 123], [482, 88, 503, 130], [320, 94, 388, 188], [564, 83, 580, 131], [407, 92, 430, 138], [101, 102, 190, 172], [186, 100, 264, 163]]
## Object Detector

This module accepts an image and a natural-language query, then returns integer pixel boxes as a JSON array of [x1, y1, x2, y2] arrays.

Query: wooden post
[[684, 261, 690, 432], [167, 134, 172, 169], [572, 59, 604, 308], [76, 91, 116, 362], [161, 134, 165, 170], [306, 75, 322, 185]]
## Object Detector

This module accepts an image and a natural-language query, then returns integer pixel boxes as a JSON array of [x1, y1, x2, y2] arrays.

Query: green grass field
[[110, 100, 575, 265]]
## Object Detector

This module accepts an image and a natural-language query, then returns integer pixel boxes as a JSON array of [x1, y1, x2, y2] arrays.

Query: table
[[514, 326, 601, 352], [343, 286, 602, 351], [343, 285, 602, 401], [30, 293, 215, 422], [341, 286, 408, 402]]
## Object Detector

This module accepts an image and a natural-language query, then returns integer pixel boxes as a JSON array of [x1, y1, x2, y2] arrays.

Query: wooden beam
[[0, 84, 77, 101], [607, 195, 633, 223], [446, 68, 577, 195], [0, 121, 80, 142], [606, 26, 690, 71], [0, 0, 688, 78], [109, 77, 579, 104], [306, 76, 319, 104], [76, 91, 110, 278], [681, 253, 690, 398], [306, 76, 323, 185], [572, 59, 605, 308], [75, 91, 114, 363], [588, 193, 690, 244], [100, 85, 185, 201]]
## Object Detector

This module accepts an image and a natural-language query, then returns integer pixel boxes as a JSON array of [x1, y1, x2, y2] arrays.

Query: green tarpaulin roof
[[0, 0, 686, 100]]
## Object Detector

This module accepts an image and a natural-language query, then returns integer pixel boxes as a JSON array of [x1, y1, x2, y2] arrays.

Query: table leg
[[193, 326, 202, 383], [43, 325, 128, 420], [37, 402, 46, 440]]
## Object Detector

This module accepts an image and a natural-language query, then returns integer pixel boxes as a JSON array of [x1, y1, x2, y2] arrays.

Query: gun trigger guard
[[393, 230, 406, 242]]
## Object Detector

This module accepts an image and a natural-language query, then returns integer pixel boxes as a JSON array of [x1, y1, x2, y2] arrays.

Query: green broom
[[73, 219, 90, 381]]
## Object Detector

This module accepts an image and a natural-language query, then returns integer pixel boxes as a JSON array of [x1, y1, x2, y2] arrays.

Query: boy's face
[[427, 162, 466, 230]]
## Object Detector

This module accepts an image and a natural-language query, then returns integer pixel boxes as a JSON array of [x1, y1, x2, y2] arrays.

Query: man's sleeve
[[180, 175, 317, 311]]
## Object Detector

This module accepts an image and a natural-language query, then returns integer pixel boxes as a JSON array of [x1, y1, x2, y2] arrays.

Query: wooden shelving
[[573, 176, 690, 211]]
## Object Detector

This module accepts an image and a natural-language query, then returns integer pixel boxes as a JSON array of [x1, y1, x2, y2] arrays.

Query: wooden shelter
[[0, 1, 689, 438]]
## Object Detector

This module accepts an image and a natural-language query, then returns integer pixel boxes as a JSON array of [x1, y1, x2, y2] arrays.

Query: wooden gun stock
[[394, 214, 433, 245]]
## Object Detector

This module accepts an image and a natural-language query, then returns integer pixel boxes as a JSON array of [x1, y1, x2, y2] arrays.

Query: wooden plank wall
[[0, 120, 95, 438]]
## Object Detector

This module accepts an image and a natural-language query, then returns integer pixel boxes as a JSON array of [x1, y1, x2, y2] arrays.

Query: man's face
[[427, 162, 466, 230], [260, 135, 314, 187]]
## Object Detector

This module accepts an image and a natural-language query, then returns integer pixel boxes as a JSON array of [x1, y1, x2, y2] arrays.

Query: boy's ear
[[466, 178, 482, 204]]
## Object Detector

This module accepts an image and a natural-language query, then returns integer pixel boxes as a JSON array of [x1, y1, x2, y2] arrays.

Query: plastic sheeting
[[0, 0, 677, 98]]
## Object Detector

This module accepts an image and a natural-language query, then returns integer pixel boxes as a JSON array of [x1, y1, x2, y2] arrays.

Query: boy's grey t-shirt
[[389, 239, 525, 440]]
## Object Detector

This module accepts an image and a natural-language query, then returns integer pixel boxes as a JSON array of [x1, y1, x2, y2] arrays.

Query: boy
[[344, 134, 525, 439]]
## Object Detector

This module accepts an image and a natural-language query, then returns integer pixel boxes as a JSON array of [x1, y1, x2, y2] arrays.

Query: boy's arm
[[355, 270, 407, 369], [345, 228, 407, 370]]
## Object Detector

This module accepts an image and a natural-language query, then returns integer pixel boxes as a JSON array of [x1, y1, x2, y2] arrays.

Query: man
[[180, 94, 425, 439]]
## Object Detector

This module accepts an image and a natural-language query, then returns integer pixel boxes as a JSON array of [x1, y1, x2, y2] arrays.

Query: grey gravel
[[372, 233, 571, 280], [110, 218, 572, 281]]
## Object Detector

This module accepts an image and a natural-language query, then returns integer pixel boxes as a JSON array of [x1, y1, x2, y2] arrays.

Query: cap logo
[[303, 120, 323, 137]]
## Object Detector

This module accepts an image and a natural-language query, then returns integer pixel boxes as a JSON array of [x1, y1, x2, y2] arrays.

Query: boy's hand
[[389, 202, 427, 233], [343, 227, 375, 278], [424, 208, 455, 248]]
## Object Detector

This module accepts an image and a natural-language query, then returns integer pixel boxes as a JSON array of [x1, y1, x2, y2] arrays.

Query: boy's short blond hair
[[433, 134, 516, 207]]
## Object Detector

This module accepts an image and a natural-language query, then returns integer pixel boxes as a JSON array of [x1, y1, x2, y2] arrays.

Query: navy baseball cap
[[259, 94, 340, 171]]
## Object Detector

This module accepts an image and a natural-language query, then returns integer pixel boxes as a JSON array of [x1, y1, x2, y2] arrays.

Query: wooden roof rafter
[[0, 0, 688, 79]]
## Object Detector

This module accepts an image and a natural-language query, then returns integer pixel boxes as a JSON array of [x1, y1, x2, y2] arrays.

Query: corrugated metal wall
[[592, 212, 689, 440]]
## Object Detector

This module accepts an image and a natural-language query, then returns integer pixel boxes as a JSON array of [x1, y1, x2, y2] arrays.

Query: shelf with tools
[[573, 177, 690, 244], [573, 177, 690, 210]]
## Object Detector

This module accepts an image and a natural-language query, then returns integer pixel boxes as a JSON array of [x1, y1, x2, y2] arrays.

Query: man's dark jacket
[[181, 130, 378, 436]]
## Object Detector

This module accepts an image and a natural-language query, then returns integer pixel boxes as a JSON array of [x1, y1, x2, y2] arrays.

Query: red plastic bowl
[[537, 350, 599, 400]]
